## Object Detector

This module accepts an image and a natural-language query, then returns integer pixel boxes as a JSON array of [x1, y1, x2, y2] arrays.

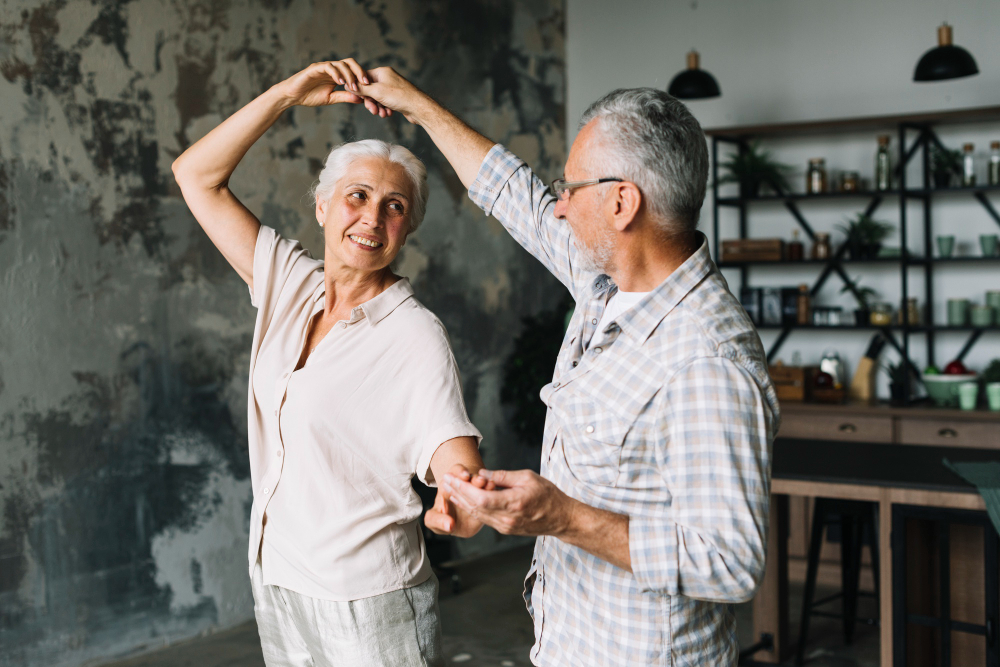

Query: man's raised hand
[[276, 59, 391, 117]]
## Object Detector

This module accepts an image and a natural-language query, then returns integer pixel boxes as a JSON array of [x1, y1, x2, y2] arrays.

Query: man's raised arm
[[359, 68, 494, 188]]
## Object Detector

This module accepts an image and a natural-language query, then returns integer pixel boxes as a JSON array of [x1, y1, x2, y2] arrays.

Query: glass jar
[[812, 232, 831, 260], [963, 143, 976, 187], [870, 302, 893, 326], [840, 171, 860, 192], [875, 135, 891, 191], [828, 306, 843, 326], [903, 297, 921, 326], [788, 229, 804, 261], [806, 158, 827, 194]]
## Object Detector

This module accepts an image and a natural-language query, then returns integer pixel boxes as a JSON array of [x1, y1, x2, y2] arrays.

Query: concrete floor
[[98, 545, 879, 667]]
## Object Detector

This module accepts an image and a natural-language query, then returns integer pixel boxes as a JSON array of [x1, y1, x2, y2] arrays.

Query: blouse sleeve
[[249, 225, 323, 310]]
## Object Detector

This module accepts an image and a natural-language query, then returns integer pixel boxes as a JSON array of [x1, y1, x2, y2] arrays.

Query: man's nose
[[553, 196, 568, 220]]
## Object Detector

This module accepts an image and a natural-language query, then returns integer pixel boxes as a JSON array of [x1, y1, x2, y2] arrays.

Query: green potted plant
[[840, 277, 878, 326], [718, 141, 795, 198], [930, 145, 962, 189], [984, 358, 1000, 411], [883, 360, 915, 406], [837, 214, 894, 260]]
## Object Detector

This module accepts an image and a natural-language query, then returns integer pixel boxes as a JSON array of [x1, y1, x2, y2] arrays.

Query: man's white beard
[[574, 232, 615, 274]]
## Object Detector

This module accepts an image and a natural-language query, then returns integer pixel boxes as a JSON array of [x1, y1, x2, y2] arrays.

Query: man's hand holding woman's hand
[[425, 464, 495, 538], [273, 59, 428, 124], [274, 58, 392, 117]]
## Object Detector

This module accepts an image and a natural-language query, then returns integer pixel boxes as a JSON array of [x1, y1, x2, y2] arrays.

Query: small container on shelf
[[788, 230, 804, 261], [947, 298, 969, 326], [796, 284, 812, 325], [875, 135, 892, 191], [811, 232, 831, 260], [902, 297, 921, 326], [840, 171, 860, 192], [870, 302, 893, 326], [963, 143, 976, 186], [806, 158, 827, 194], [971, 304, 995, 328]]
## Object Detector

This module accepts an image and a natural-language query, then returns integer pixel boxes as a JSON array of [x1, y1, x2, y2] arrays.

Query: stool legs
[[796, 499, 827, 665]]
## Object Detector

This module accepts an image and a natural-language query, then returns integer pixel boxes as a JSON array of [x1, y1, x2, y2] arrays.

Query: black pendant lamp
[[914, 23, 979, 82], [668, 50, 721, 100]]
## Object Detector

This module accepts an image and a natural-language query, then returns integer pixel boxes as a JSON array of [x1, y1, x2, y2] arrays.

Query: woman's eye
[[389, 203, 404, 212], [350, 191, 366, 200]]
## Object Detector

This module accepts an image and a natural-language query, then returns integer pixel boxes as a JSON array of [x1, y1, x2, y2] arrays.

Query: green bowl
[[922, 373, 977, 407]]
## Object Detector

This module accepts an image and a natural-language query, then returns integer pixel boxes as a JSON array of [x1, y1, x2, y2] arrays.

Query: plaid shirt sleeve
[[629, 355, 773, 603], [468, 144, 587, 293]]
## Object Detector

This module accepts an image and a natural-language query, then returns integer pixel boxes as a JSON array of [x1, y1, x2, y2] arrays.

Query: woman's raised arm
[[171, 59, 386, 289]]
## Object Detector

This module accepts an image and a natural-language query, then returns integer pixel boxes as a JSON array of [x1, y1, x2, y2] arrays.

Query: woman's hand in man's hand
[[358, 66, 429, 124], [425, 464, 495, 538], [275, 59, 391, 117]]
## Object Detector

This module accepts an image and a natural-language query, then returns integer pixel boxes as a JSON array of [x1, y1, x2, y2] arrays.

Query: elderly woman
[[171, 58, 488, 667]]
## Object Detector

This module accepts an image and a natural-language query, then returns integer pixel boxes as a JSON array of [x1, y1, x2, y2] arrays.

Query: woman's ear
[[315, 196, 327, 227]]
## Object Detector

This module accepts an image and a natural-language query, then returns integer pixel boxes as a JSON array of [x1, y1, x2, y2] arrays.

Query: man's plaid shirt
[[469, 145, 780, 666]]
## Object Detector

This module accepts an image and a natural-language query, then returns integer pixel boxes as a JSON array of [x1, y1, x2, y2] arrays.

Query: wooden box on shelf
[[769, 365, 819, 402], [721, 238, 784, 263]]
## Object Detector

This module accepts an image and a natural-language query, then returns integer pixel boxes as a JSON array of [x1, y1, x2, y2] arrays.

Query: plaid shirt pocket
[[562, 413, 631, 486]]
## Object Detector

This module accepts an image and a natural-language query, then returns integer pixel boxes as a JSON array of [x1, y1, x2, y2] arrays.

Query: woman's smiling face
[[316, 156, 414, 274]]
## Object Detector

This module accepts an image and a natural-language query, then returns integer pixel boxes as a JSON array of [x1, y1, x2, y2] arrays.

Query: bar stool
[[796, 498, 880, 665], [892, 504, 1000, 666]]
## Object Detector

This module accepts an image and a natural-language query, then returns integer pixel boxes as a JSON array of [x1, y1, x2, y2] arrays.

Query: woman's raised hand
[[277, 59, 392, 117]]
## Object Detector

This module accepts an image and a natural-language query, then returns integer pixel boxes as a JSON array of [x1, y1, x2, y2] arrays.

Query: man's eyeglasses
[[550, 177, 623, 201]]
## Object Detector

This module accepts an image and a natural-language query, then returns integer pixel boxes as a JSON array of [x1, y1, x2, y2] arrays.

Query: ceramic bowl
[[922, 373, 978, 407]]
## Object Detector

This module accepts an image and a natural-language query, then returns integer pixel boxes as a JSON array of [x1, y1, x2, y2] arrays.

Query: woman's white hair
[[309, 139, 429, 232]]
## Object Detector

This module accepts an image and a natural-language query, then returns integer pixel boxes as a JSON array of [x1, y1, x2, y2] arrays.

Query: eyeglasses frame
[[549, 177, 624, 200]]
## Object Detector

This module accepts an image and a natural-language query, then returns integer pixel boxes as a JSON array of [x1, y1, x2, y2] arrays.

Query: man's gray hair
[[310, 139, 429, 232], [579, 88, 708, 233]]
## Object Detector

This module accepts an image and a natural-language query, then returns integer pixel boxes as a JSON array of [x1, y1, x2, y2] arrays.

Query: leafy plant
[[983, 358, 1000, 384], [931, 145, 963, 179], [837, 214, 894, 246], [718, 141, 795, 197], [500, 294, 574, 445], [840, 277, 878, 310]]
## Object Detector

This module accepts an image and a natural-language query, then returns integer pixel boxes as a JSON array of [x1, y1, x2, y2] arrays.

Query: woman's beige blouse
[[245, 225, 481, 601]]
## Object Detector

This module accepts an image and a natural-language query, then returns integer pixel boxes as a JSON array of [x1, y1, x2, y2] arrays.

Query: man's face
[[554, 121, 616, 273]]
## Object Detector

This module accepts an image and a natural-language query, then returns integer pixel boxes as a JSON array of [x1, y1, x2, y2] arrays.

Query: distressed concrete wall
[[0, 1, 566, 664]]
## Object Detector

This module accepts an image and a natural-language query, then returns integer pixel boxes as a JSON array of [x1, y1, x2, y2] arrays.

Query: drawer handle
[[938, 428, 958, 438], [838, 423, 857, 433]]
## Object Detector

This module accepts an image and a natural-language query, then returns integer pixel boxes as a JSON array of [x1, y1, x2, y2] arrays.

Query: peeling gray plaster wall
[[0, 1, 567, 664]]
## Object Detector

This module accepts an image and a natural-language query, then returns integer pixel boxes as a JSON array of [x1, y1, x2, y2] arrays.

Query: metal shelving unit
[[707, 106, 1000, 396]]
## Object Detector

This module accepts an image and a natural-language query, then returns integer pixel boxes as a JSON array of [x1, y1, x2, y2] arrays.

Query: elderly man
[[358, 68, 779, 666]]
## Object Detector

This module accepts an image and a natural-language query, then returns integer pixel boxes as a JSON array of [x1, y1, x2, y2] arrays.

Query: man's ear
[[609, 182, 642, 232]]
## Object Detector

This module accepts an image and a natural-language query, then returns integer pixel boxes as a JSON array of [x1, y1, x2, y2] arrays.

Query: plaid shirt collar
[[593, 232, 713, 345]]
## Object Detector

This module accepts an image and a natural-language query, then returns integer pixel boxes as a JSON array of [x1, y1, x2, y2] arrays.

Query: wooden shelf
[[718, 257, 926, 268], [716, 184, 1000, 205]]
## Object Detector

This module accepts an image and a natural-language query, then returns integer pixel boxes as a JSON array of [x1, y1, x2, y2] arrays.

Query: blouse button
[[262, 487, 270, 495], [339, 322, 347, 329], [282, 372, 289, 378], [585, 424, 595, 434], [276, 450, 282, 457]]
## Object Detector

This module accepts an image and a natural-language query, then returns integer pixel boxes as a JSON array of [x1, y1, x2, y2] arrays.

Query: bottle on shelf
[[806, 158, 827, 194], [796, 284, 812, 325], [990, 141, 1000, 187], [962, 143, 976, 186], [788, 229, 804, 261], [875, 135, 891, 191], [812, 232, 831, 260]]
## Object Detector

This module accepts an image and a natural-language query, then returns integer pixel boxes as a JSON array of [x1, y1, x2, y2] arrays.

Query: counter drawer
[[898, 419, 1000, 449], [777, 413, 894, 443]]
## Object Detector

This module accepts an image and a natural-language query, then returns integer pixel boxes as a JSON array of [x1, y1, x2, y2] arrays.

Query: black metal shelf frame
[[711, 113, 1000, 396]]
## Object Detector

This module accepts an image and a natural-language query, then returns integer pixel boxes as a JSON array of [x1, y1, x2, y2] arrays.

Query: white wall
[[567, 0, 1000, 393]]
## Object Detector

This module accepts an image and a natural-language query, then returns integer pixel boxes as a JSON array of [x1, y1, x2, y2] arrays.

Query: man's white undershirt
[[594, 289, 649, 337]]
